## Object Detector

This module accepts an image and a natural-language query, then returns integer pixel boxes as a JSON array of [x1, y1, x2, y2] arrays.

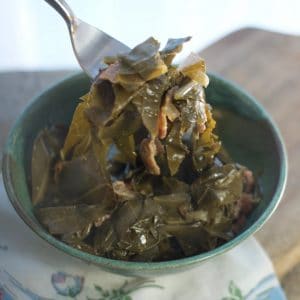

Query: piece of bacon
[[157, 86, 180, 139], [243, 169, 255, 193], [140, 138, 164, 175]]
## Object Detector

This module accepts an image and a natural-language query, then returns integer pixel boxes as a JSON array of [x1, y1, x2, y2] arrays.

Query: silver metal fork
[[44, 0, 130, 78]]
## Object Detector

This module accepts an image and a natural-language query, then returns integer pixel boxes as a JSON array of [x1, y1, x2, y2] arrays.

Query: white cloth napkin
[[0, 175, 286, 300]]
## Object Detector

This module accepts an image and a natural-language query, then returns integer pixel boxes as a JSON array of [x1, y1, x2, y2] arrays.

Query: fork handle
[[44, 0, 77, 29]]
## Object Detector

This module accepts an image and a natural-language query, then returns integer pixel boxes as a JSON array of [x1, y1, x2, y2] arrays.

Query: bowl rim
[[2, 72, 288, 272]]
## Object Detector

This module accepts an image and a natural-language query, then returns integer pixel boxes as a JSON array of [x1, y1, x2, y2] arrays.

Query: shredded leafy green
[[31, 36, 260, 262]]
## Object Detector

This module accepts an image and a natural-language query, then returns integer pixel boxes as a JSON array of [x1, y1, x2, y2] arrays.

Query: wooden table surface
[[0, 28, 299, 299], [202, 28, 300, 299]]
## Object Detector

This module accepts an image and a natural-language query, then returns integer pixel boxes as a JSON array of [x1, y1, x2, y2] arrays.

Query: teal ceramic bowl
[[2, 73, 287, 276]]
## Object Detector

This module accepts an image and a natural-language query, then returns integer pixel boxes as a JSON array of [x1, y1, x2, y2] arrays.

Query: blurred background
[[1, 0, 300, 71]]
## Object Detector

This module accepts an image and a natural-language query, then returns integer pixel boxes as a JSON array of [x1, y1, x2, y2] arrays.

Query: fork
[[44, 0, 130, 78]]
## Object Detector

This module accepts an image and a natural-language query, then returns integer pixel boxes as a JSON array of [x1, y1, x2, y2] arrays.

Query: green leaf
[[179, 52, 209, 87], [114, 134, 136, 165], [112, 289, 118, 296], [166, 120, 188, 175], [31, 127, 66, 205], [192, 105, 221, 172], [112, 84, 134, 118], [36, 205, 110, 236], [100, 105, 141, 140], [228, 281, 243, 299], [62, 97, 91, 157], [161, 37, 191, 54], [119, 37, 167, 81], [94, 284, 103, 292], [63, 82, 114, 157], [160, 36, 191, 65], [131, 69, 179, 138]]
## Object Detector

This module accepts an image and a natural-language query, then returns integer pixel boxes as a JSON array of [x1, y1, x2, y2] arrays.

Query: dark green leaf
[[100, 104, 141, 140], [94, 284, 103, 292], [160, 36, 191, 65], [111, 84, 134, 118], [119, 37, 168, 81], [166, 120, 188, 175], [36, 204, 110, 235], [63, 81, 114, 157], [31, 127, 66, 205], [114, 135, 136, 165], [192, 105, 221, 172], [161, 177, 190, 194]]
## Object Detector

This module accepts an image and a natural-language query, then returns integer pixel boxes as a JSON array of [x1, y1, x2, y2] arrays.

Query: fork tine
[[45, 0, 130, 78], [72, 19, 130, 78]]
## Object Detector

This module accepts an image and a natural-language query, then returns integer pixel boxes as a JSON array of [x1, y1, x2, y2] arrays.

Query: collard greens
[[31, 37, 260, 261]]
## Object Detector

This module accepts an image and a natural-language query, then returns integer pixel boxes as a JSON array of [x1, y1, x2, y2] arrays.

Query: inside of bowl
[[4, 72, 284, 248], [4, 74, 91, 226], [206, 75, 283, 228]]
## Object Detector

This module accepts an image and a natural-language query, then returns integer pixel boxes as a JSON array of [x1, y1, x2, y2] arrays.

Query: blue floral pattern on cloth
[[51, 272, 84, 297], [0, 268, 286, 300], [0, 270, 51, 300], [0, 283, 15, 300], [90, 279, 163, 300], [0, 269, 162, 300], [222, 275, 287, 300]]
